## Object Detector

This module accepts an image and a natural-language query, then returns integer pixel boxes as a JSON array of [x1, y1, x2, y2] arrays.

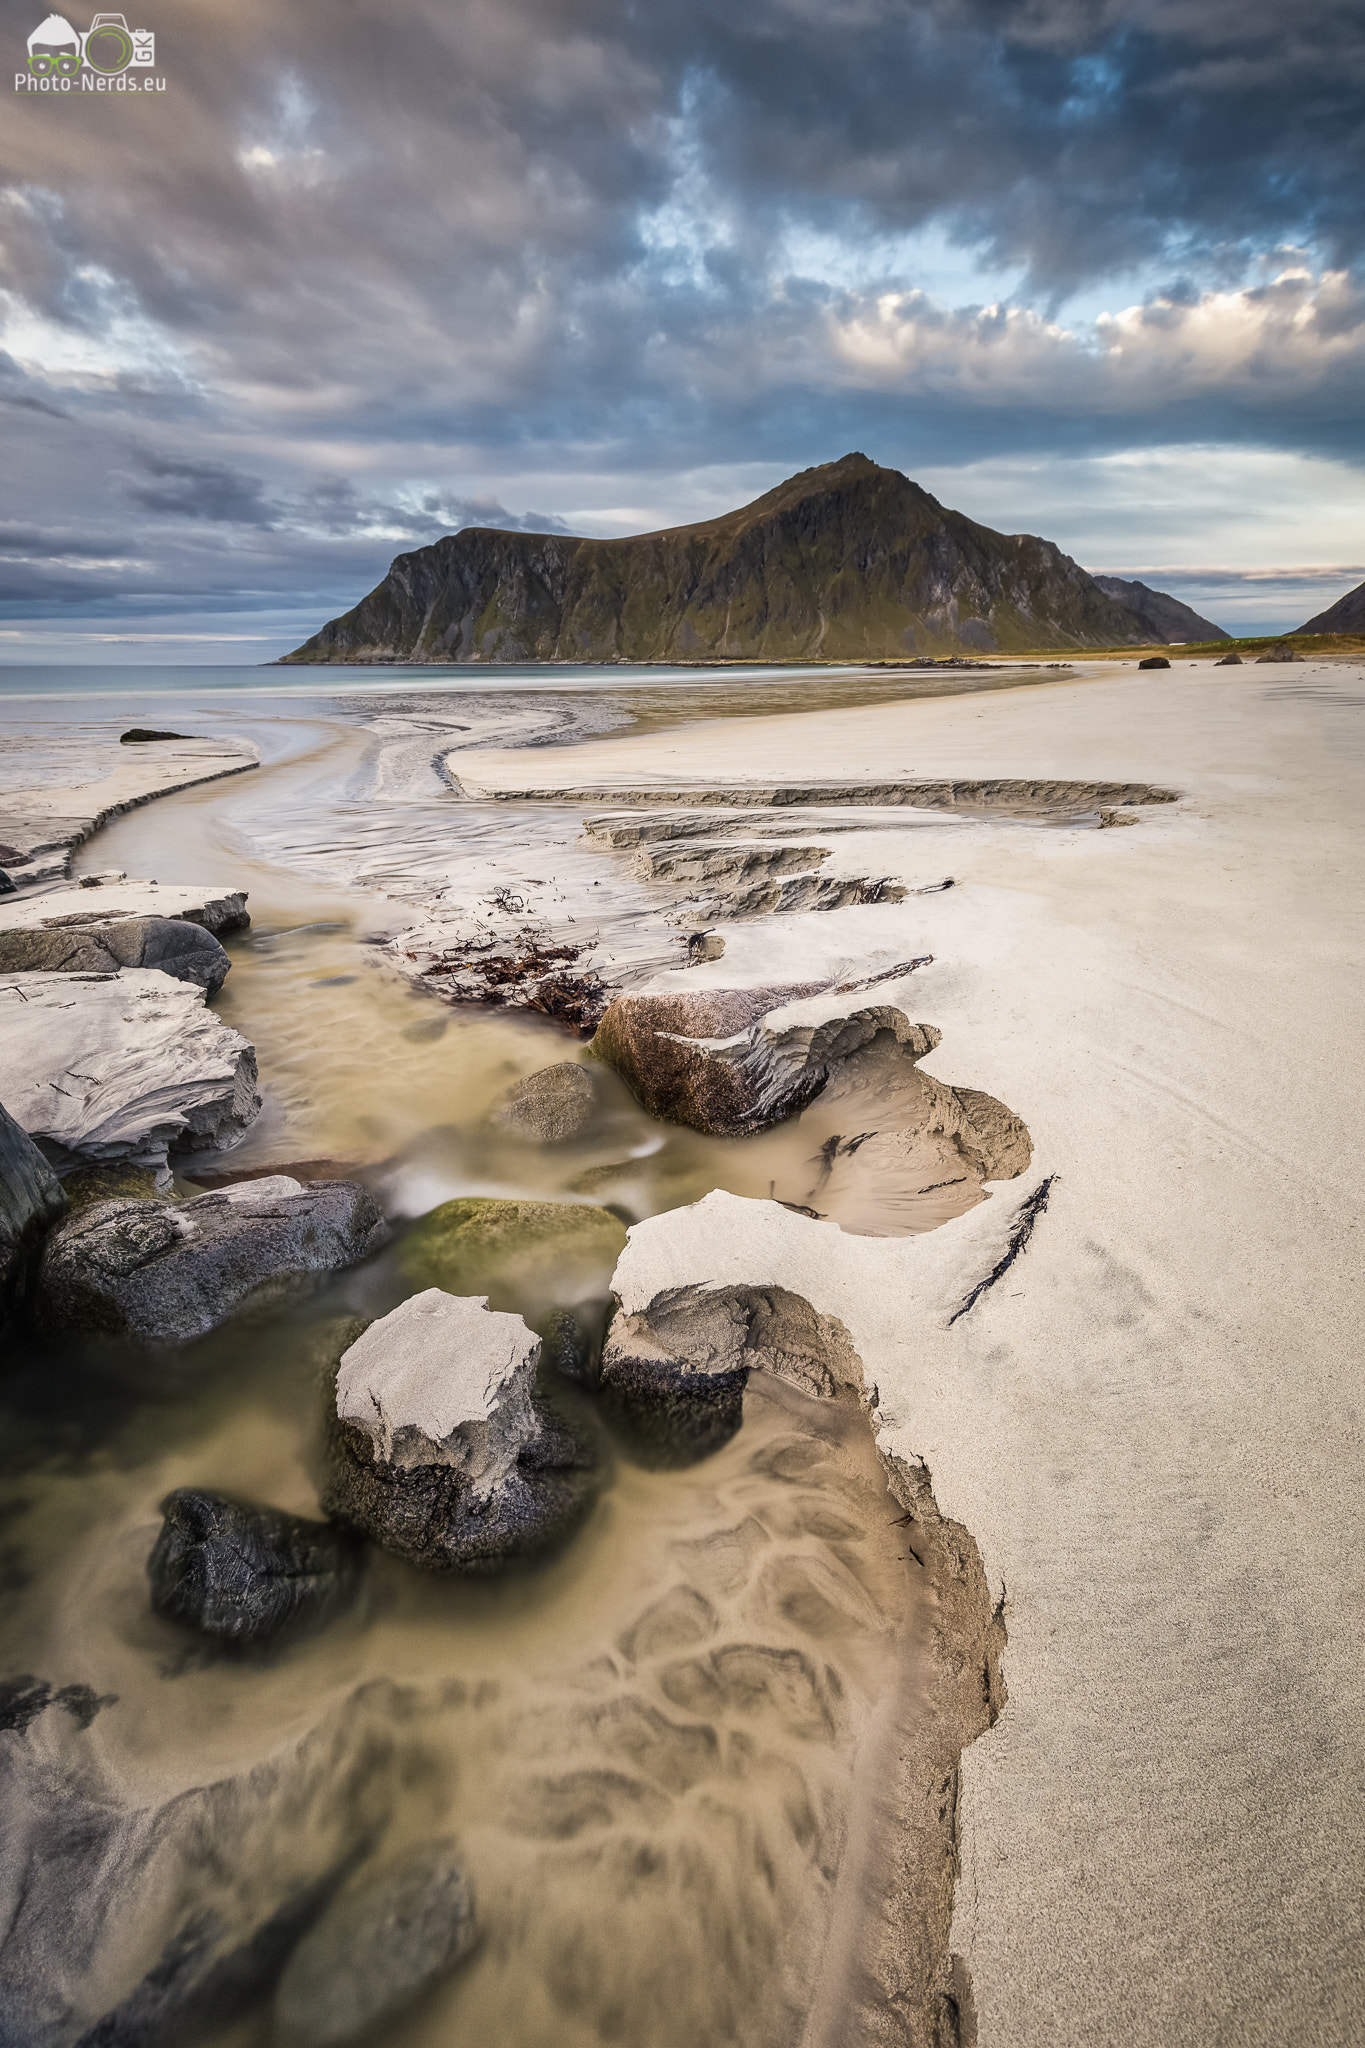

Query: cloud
[[1, 0, 1362, 647]]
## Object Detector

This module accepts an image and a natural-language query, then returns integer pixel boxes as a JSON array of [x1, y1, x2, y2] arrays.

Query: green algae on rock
[[399, 1197, 628, 1325]]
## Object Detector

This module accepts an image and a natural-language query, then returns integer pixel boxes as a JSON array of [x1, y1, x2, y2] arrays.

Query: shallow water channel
[[0, 671, 1022, 2045]]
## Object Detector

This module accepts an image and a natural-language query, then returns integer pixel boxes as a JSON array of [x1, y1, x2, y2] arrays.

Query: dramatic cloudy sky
[[3, 0, 1363, 659]]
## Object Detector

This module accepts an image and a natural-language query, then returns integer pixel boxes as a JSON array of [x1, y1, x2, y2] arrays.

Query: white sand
[[0, 736, 259, 885], [460, 659, 1365, 2046]]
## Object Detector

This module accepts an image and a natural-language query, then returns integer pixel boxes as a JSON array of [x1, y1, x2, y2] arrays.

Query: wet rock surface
[[148, 1489, 364, 1645], [0, 880, 250, 938], [0, 1680, 424, 2048], [601, 1282, 863, 1464], [325, 1290, 600, 1571], [0, 1097, 68, 1314], [0, 966, 260, 1181], [399, 1196, 627, 1323], [0, 914, 232, 994], [35, 1176, 389, 1345], [274, 1836, 477, 2046], [491, 1061, 602, 1143], [592, 986, 941, 1138]]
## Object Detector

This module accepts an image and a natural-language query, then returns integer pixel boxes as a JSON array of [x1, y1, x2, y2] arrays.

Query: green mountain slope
[[282, 453, 1181, 664]]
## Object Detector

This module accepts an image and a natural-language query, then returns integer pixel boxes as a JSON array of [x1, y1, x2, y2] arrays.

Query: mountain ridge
[[1298, 574, 1365, 635], [282, 453, 1222, 664]]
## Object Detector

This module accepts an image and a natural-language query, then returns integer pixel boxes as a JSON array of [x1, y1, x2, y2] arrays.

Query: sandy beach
[[449, 656, 1365, 2044], [1, 656, 1361, 2046]]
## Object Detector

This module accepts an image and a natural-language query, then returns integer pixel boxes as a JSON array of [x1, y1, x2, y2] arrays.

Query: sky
[[2, 0, 1363, 661]]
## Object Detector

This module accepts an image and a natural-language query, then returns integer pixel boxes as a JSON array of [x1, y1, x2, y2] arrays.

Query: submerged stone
[[399, 1196, 626, 1323], [324, 1289, 599, 1571], [491, 1061, 601, 1142], [148, 1489, 363, 1645], [36, 1176, 389, 1345], [274, 1837, 476, 2046]]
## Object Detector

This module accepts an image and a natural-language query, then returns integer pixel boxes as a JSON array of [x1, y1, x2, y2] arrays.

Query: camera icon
[[25, 12, 155, 77]]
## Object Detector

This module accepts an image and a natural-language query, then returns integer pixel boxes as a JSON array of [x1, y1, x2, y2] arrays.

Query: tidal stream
[[0, 667, 1032, 2046]]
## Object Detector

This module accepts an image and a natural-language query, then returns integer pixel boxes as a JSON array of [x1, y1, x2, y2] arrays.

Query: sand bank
[[454, 658, 1365, 2046]]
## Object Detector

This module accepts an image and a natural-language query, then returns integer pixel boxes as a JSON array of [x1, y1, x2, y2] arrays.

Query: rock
[[600, 1282, 862, 1465], [0, 1097, 68, 1315], [0, 914, 231, 994], [400, 1197, 627, 1323], [687, 930, 726, 963], [324, 1290, 599, 1571], [0, 879, 250, 937], [592, 987, 941, 1137], [0, 1679, 424, 2046], [1138, 655, 1170, 669], [538, 1305, 594, 1382], [120, 729, 191, 743], [1216, 652, 1244, 665], [274, 1837, 476, 2046], [35, 1177, 389, 1345], [0, 967, 260, 1182], [62, 1163, 162, 1209], [148, 1489, 364, 1645], [1255, 645, 1302, 662], [491, 1061, 601, 1142], [0, 870, 14, 896]]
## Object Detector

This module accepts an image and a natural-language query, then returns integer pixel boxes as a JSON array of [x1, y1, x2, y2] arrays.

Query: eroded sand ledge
[[455, 658, 1365, 2048]]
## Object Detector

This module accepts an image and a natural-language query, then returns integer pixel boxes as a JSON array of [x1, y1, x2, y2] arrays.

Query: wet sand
[[456, 655, 1365, 2048]]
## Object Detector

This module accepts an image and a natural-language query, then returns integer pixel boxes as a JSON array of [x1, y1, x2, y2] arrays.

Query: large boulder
[[274, 1837, 476, 2046], [35, 1176, 389, 1345], [0, 967, 260, 1181], [148, 1489, 364, 1645], [400, 1196, 627, 1326], [0, 1097, 68, 1316], [0, 915, 231, 994], [324, 1290, 599, 1571], [591, 987, 941, 1137]]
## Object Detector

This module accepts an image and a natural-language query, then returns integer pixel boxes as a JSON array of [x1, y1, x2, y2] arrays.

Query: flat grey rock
[[0, 878, 250, 937], [325, 1290, 599, 1571], [0, 915, 231, 994], [148, 1488, 363, 1644], [0, 967, 260, 1182], [274, 1837, 476, 2046], [36, 1177, 389, 1345], [0, 1097, 68, 1314]]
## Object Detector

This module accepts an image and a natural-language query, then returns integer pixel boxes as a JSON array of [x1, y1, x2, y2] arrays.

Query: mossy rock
[[62, 1164, 163, 1211], [399, 1198, 627, 1324]]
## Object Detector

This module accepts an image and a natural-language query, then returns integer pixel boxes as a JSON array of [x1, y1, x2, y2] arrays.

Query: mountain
[[1091, 576, 1230, 643], [1298, 575, 1365, 634], [282, 453, 1203, 664]]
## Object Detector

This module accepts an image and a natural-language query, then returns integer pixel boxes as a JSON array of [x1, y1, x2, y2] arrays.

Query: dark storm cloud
[[1, 0, 1362, 636], [123, 454, 275, 524]]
